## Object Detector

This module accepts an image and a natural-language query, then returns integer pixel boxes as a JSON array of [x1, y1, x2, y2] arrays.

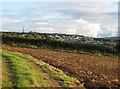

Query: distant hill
[[104, 37, 120, 41]]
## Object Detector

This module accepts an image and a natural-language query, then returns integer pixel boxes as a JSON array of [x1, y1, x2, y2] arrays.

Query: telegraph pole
[[23, 27, 24, 33]]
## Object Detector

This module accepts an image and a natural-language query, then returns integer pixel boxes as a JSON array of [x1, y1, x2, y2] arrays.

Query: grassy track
[[2, 51, 54, 87], [2, 50, 83, 88], [2, 57, 12, 87]]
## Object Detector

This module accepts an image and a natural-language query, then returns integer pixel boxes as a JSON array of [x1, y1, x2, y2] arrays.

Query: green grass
[[1, 53, 13, 87], [2, 57, 13, 87], [2, 51, 50, 87]]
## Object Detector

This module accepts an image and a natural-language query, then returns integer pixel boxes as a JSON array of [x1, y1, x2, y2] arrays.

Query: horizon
[[1, 1, 118, 38], [1, 31, 120, 39]]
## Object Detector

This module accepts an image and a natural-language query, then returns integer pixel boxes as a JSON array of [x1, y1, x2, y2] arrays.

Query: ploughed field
[[1, 48, 83, 88], [1, 45, 120, 89]]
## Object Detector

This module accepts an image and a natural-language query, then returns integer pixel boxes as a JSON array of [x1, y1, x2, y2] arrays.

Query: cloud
[[34, 27, 56, 33], [36, 22, 48, 25], [34, 18, 101, 37], [63, 29, 76, 34], [75, 19, 100, 37], [34, 18, 117, 37], [2, 2, 118, 37], [99, 26, 118, 37], [106, 27, 118, 37], [33, 0, 118, 2]]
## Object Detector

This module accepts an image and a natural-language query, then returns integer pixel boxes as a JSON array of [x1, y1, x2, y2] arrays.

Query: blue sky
[[1, 1, 118, 37]]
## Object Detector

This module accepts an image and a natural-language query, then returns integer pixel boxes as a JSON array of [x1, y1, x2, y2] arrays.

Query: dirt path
[[1, 45, 120, 88]]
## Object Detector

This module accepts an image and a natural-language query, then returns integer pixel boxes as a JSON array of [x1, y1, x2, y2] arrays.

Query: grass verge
[[2, 51, 50, 87]]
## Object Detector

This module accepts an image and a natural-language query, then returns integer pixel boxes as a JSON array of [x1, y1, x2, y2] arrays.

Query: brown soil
[[1, 45, 120, 89]]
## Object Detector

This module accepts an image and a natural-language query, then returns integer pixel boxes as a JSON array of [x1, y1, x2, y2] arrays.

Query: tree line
[[2, 34, 119, 56]]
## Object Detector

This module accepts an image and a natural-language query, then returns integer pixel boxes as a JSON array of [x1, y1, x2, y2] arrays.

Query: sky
[[0, 0, 119, 38]]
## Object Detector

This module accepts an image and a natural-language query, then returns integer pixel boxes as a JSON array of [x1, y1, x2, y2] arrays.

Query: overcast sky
[[1, 0, 118, 37]]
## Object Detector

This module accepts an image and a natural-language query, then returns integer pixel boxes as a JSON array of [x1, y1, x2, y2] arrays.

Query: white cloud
[[99, 26, 118, 37], [34, 18, 101, 37], [34, 27, 56, 33], [33, 0, 118, 2], [34, 18, 116, 37], [74, 19, 100, 37], [63, 29, 76, 34], [107, 27, 118, 37], [36, 22, 48, 25]]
